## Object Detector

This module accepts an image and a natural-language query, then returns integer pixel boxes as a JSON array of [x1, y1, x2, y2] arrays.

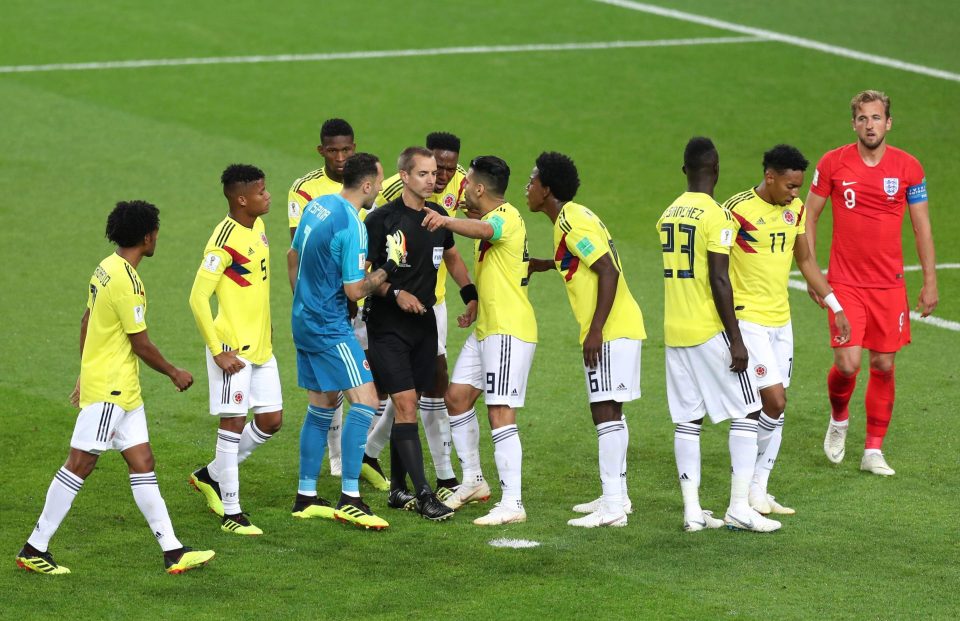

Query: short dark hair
[[320, 118, 354, 142], [398, 146, 434, 173], [105, 200, 159, 248], [221, 164, 265, 198], [763, 144, 809, 173], [469, 155, 510, 197], [343, 153, 381, 189], [683, 136, 718, 171], [426, 132, 461, 153], [535, 151, 580, 202]]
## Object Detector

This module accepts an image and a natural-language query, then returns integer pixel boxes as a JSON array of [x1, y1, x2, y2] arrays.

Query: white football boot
[[860, 452, 895, 476], [473, 500, 526, 526], [723, 506, 782, 533], [572, 496, 633, 515], [442, 479, 491, 510], [823, 421, 848, 464], [749, 487, 796, 515], [568, 509, 628, 528], [682, 510, 724, 532]]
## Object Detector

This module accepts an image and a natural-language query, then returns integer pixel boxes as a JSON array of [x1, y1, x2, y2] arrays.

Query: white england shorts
[[71, 402, 149, 454], [583, 338, 642, 404], [739, 320, 793, 390], [206, 350, 283, 416], [665, 332, 762, 424], [450, 333, 536, 408], [434, 301, 448, 356]]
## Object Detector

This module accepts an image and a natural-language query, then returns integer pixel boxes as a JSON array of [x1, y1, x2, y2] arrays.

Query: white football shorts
[[739, 320, 793, 390], [206, 350, 283, 416], [666, 332, 762, 424], [71, 402, 149, 454], [583, 338, 642, 404], [450, 333, 536, 408], [434, 301, 448, 357]]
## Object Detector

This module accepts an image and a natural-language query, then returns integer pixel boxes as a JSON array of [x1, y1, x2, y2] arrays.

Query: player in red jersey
[[805, 90, 938, 476]]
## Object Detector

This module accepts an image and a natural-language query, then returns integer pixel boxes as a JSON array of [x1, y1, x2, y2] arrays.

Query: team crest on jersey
[[883, 178, 899, 196], [260, 232, 269, 247], [232, 391, 244, 405], [782, 210, 796, 226], [754, 364, 767, 378], [442, 193, 456, 209]]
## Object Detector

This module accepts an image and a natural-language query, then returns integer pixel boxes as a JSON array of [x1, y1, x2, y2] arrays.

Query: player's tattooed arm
[[707, 251, 748, 373]]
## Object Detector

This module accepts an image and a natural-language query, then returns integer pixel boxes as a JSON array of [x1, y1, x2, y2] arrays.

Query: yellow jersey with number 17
[[474, 202, 537, 343], [80, 253, 147, 411], [724, 188, 806, 327], [657, 192, 735, 347], [554, 202, 645, 344], [189, 216, 273, 365]]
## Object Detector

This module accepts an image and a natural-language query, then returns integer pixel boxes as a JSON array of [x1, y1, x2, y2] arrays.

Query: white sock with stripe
[[419, 397, 455, 480], [27, 467, 84, 552], [130, 472, 182, 552], [492, 424, 522, 506], [729, 417, 759, 513], [215, 428, 241, 515], [674, 423, 703, 522], [620, 414, 630, 502], [597, 420, 626, 514], [449, 408, 483, 483], [365, 398, 393, 459], [753, 411, 784, 493], [237, 420, 273, 466], [326, 395, 343, 465]]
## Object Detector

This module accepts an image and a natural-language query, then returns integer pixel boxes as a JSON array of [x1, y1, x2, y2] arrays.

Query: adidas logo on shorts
[[616, 383, 627, 391]]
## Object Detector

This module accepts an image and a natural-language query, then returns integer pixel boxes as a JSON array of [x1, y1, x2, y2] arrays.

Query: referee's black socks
[[392, 423, 431, 496]]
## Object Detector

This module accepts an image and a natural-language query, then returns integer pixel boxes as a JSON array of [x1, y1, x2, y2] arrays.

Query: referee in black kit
[[364, 146, 476, 521]]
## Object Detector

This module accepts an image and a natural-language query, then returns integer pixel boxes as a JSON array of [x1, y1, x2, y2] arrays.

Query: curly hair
[[221, 163, 265, 197], [535, 151, 580, 202], [320, 118, 354, 142], [762, 144, 809, 173], [105, 200, 159, 248], [426, 132, 461, 153]]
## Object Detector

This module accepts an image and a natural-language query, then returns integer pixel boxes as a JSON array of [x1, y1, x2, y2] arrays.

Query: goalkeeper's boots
[[291, 494, 335, 520], [189, 466, 224, 517], [164, 547, 215, 574], [334, 495, 389, 530], [16, 545, 70, 575], [221, 513, 263, 536]]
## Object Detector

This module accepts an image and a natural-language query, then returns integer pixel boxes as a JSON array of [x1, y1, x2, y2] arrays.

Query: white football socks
[[753, 411, 784, 492], [491, 424, 522, 505], [365, 398, 393, 459], [729, 417, 759, 512], [129, 472, 182, 552], [674, 423, 703, 521], [27, 467, 83, 552], [449, 408, 482, 482], [326, 395, 343, 465], [214, 428, 241, 515], [419, 396, 455, 480], [597, 420, 626, 514]]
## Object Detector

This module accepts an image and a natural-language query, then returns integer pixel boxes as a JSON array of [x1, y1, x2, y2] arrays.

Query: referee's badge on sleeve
[[202, 253, 222, 273], [433, 246, 443, 269]]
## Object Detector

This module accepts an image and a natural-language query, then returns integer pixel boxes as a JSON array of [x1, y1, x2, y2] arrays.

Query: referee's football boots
[[15, 545, 70, 575], [386, 487, 417, 511], [416, 491, 455, 521], [189, 466, 224, 517]]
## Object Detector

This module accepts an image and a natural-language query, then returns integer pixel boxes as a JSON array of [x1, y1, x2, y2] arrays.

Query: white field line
[[787, 264, 959, 332], [595, 0, 960, 83], [0, 37, 764, 74]]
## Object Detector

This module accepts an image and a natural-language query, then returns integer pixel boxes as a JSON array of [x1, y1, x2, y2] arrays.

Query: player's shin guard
[[729, 418, 759, 512], [449, 408, 482, 482], [420, 397, 455, 480], [298, 405, 334, 495], [326, 396, 343, 465], [492, 425, 522, 504], [597, 420, 626, 514], [865, 367, 895, 450], [27, 467, 84, 552], [828, 365, 859, 423], [130, 472, 183, 552], [340, 404, 374, 495], [237, 420, 273, 466], [754, 412, 784, 490], [674, 424, 702, 520], [392, 423, 430, 495], [365, 399, 394, 460], [214, 429, 241, 515]]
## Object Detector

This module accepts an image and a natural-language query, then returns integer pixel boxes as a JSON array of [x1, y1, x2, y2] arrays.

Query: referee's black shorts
[[366, 312, 437, 395]]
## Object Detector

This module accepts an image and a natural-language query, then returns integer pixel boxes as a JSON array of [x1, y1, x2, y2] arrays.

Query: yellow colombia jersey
[[554, 202, 646, 344], [189, 216, 273, 365], [474, 202, 537, 343], [725, 188, 806, 327], [377, 164, 467, 304], [657, 192, 736, 347], [80, 253, 147, 411], [288, 167, 342, 230]]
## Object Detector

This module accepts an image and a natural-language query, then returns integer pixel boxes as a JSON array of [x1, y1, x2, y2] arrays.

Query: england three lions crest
[[883, 177, 899, 197]]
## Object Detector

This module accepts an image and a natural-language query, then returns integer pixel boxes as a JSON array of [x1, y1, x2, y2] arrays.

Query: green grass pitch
[[1, 1, 958, 619]]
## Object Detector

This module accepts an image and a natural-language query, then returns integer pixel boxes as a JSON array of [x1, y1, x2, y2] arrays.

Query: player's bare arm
[[70, 308, 91, 407], [128, 330, 193, 391], [584, 253, 619, 368], [526, 258, 555, 276], [907, 199, 938, 317], [794, 231, 851, 344], [802, 191, 829, 306], [707, 251, 748, 373], [422, 209, 494, 240], [443, 246, 478, 327], [287, 247, 299, 293]]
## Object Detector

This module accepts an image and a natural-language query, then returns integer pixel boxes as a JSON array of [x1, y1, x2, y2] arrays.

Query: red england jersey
[[810, 143, 927, 289]]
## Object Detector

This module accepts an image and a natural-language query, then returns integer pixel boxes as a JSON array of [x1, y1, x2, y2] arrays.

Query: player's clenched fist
[[170, 368, 194, 392]]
